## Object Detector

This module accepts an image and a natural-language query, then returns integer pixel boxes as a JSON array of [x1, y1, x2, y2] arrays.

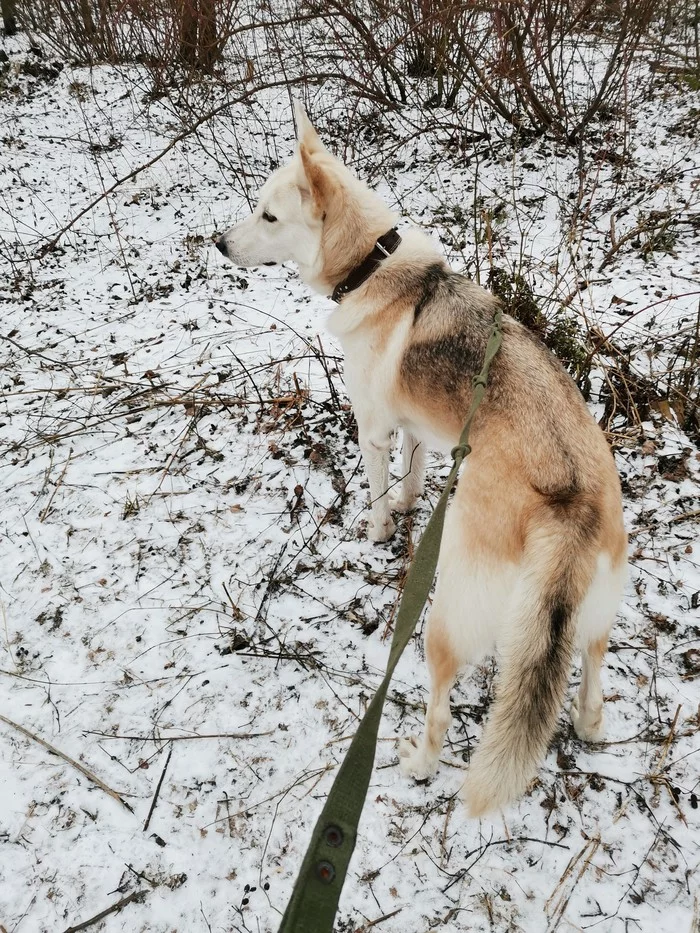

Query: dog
[[216, 103, 628, 816]]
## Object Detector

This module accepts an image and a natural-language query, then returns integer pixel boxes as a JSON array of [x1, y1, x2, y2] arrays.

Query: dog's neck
[[330, 228, 402, 303], [303, 219, 400, 298]]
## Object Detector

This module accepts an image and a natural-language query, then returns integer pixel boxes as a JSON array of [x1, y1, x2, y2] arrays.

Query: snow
[[1, 35, 699, 933]]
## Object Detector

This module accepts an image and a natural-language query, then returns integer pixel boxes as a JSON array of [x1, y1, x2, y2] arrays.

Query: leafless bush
[[649, 0, 700, 85], [269, 0, 657, 140], [19, 0, 120, 61], [596, 309, 700, 442], [17, 0, 659, 139], [19, 0, 238, 81], [470, 0, 656, 139]]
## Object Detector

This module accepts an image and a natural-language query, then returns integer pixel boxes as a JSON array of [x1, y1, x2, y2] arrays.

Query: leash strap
[[332, 228, 402, 303], [278, 307, 503, 933]]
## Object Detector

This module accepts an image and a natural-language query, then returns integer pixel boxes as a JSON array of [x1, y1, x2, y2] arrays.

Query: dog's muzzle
[[215, 238, 228, 257]]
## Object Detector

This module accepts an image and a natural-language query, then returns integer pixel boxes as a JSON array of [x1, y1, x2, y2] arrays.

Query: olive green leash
[[278, 308, 503, 933]]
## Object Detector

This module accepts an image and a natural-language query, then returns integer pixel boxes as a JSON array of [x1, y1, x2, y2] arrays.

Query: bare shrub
[[16, 0, 659, 139], [19, 0, 236, 78], [274, 0, 657, 140], [463, 0, 657, 140], [19, 0, 121, 61], [596, 313, 700, 442], [649, 0, 700, 86]]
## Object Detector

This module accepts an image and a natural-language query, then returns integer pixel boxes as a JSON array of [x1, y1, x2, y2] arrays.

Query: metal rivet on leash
[[316, 861, 336, 884], [324, 825, 343, 848]]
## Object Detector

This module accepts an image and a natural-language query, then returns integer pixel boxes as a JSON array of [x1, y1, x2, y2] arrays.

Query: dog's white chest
[[334, 304, 409, 384], [336, 324, 406, 414]]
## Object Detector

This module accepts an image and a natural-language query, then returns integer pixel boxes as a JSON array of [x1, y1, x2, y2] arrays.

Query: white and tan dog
[[216, 104, 627, 816]]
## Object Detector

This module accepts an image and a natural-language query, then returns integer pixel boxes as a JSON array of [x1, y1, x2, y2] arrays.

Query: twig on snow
[[143, 742, 173, 832], [86, 729, 274, 741], [33, 79, 302, 259], [63, 890, 148, 933], [0, 714, 134, 812], [545, 834, 600, 932], [354, 907, 404, 932], [39, 449, 73, 522]]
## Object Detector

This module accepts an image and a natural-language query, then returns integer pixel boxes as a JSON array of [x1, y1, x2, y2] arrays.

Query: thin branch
[[63, 890, 148, 933], [0, 714, 134, 812], [143, 742, 173, 832], [86, 730, 274, 741]]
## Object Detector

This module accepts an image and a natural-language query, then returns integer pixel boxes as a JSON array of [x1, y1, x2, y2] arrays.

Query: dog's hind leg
[[391, 431, 425, 513], [571, 552, 626, 742], [571, 632, 609, 742], [399, 607, 459, 780]]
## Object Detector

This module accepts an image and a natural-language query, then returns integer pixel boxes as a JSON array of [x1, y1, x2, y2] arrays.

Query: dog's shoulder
[[400, 267, 499, 387]]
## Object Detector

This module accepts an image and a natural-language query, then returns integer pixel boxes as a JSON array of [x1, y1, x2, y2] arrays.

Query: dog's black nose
[[215, 239, 228, 256]]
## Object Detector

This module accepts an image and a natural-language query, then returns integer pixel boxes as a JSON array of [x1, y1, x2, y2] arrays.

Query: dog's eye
[[262, 210, 277, 223]]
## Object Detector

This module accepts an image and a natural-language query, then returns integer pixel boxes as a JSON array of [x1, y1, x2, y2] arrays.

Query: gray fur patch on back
[[399, 267, 598, 508], [401, 268, 499, 402]]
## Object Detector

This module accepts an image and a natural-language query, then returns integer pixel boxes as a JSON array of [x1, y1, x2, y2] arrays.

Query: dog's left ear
[[298, 143, 336, 217], [293, 99, 325, 154]]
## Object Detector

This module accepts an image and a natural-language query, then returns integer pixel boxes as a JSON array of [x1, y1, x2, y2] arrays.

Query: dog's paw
[[389, 487, 419, 513], [367, 514, 396, 542], [398, 736, 437, 781], [570, 696, 604, 743]]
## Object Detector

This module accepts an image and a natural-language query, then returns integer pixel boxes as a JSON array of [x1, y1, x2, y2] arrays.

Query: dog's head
[[215, 102, 395, 294]]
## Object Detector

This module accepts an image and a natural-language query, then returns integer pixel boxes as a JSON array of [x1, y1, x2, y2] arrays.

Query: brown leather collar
[[331, 228, 401, 303]]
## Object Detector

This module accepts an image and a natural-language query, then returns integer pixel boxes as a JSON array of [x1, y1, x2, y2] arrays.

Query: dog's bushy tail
[[462, 511, 597, 816]]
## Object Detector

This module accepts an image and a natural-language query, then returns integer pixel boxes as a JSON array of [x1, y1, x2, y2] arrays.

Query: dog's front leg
[[390, 431, 425, 512], [359, 431, 396, 542]]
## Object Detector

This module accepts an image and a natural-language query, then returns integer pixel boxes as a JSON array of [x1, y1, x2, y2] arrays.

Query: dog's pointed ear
[[298, 143, 335, 217], [293, 99, 325, 154]]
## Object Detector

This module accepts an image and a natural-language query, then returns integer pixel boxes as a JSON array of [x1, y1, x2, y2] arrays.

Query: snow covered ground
[[1, 35, 699, 933]]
